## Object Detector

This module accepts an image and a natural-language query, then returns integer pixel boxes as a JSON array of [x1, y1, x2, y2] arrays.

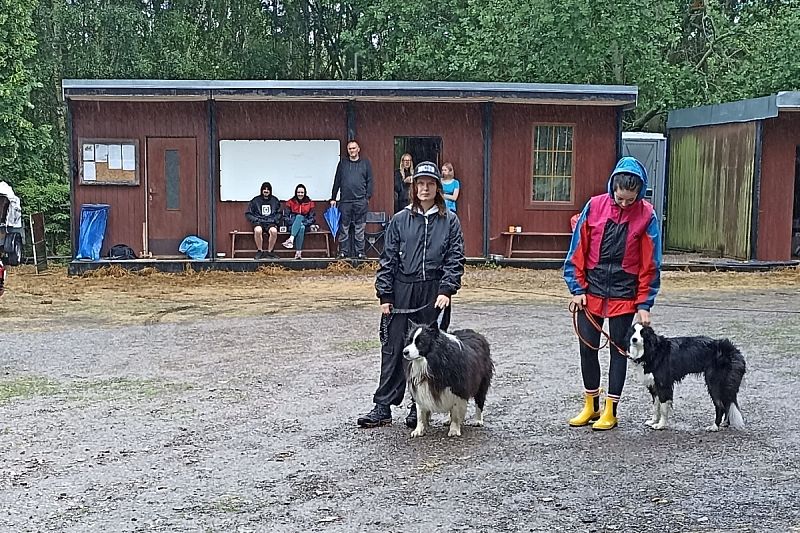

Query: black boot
[[357, 404, 392, 428], [405, 403, 417, 429]]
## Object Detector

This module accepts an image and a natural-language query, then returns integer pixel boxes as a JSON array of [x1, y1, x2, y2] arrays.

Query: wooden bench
[[501, 231, 573, 258], [230, 230, 331, 258]]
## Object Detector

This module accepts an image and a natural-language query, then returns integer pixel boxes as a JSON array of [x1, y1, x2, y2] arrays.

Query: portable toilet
[[622, 132, 667, 234]]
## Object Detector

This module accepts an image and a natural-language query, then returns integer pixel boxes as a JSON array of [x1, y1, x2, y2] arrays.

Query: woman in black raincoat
[[357, 161, 466, 429]]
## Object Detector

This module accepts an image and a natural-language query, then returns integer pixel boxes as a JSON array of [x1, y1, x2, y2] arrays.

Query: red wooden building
[[63, 80, 636, 262]]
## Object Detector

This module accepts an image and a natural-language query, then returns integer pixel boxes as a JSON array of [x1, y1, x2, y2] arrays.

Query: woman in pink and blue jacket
[[563, 156, 662, 431]]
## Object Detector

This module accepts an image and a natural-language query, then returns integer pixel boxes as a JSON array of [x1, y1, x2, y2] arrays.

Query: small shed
[[62, 80, 637, 261], [667, 92, 800, 261]]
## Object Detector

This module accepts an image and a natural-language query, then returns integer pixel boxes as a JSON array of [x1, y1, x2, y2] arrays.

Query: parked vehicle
[[0, 181, 24, 266]]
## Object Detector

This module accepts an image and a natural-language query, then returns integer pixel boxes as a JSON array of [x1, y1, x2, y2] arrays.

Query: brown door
[[146, 137, 198, 256]]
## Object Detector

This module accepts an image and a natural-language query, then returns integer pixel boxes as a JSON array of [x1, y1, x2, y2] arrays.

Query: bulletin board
[[79, 138, 140, 185]]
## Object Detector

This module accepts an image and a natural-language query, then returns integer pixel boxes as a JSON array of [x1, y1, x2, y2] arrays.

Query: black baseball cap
[[413, 161, 442, 182]]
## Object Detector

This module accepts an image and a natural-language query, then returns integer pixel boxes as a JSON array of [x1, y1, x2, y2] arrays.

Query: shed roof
[[667, 91, 800, 130], [62, 79, 637, 108]]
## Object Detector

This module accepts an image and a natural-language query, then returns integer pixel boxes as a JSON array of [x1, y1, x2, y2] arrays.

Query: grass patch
[[0, 376, 192, 404], [67, 378, 193, 399], [0, 376, 60, 403], [338, 339, 382, 352], [213, 495, 249, 514]]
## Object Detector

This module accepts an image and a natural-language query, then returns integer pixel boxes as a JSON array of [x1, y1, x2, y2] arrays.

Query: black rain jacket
[[375, 206, 465, 305]]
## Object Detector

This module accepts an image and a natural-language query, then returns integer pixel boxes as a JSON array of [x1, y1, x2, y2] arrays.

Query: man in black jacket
[[330, 140, 373, 259], [245, 181, 281, 259]]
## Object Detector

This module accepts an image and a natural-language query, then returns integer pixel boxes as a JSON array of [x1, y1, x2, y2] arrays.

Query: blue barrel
[[76, 204, 110, 261]]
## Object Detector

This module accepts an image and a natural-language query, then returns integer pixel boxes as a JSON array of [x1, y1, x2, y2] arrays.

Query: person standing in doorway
[[330, 140, 373, 259], [394, 153, 414, 215], [357, 161, 466, 429], [441, 162, 460, 213]]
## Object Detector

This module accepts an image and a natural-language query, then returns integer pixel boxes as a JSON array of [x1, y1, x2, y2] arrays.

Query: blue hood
[[607, 156, 648, 201]]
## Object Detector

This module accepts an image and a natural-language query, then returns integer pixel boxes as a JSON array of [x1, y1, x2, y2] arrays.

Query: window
[[531, 125, 574, 203], [165, 150, 180, 210]]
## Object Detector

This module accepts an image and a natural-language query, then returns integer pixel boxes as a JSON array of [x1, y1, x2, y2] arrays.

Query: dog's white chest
[[412, 382, 460, 414], [633, 363, 655, 389]]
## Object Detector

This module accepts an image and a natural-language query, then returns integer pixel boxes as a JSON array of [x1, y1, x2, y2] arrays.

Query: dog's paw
[[410, 428, 425, 438], [644, 419, 657, 428], [705, 424, 720, 432], [447, 427, 462, 437], [472, 419, 484, 427], [651, 422, 667, 430]]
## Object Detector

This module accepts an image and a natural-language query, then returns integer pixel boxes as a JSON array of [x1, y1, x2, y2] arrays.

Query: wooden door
[[146, 137, 198, 256]]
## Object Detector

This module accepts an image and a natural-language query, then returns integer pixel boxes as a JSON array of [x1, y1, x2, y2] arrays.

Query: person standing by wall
[[330, 140, 373, 259], [441, 162, 460, 213]]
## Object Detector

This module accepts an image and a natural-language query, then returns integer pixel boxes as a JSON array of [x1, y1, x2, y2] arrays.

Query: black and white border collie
[[402, 321, 494, 438], [626, 323, 746, 431]]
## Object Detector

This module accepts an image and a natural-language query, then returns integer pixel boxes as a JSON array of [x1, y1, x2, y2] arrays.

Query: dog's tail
[[727, 402, 745, 430]]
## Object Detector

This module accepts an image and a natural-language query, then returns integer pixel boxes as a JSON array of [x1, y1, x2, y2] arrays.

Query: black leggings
[[577, 311, 634, 398]]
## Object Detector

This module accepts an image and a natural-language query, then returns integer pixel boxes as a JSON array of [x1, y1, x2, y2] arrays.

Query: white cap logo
[[418, 164, 436, 174]]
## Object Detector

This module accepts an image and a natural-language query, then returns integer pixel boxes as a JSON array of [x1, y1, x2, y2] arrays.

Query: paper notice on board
[[122, 144, 136, 170], [83, 162, 96, 181], [82, 144, 95, 161], [108, 144, 122, 169], [95, 144, 108, 162]]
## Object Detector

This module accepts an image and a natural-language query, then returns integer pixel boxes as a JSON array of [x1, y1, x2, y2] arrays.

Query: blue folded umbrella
[[324, 206, 341, 237]]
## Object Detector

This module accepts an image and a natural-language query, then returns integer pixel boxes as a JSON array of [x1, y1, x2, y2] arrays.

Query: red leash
[[569, 302, 632, 359]]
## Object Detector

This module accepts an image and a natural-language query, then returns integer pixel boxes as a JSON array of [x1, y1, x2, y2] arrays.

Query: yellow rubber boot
[[592, 398, 619, 431], [568, 392, 601, 427]]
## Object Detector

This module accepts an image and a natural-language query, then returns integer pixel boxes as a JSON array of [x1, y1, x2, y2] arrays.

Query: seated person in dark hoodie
[[245, 181, 282, 259]]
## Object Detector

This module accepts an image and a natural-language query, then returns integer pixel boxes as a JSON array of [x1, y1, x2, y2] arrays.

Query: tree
[[0, 0, 68, 252]]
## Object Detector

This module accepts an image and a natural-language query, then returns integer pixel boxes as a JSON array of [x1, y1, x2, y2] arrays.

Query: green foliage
[[2, 0, 798, 255]]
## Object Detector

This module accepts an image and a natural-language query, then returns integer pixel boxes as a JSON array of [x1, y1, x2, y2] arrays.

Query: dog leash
[[568, 302, 632, 359], [379, 303, 436, 346]]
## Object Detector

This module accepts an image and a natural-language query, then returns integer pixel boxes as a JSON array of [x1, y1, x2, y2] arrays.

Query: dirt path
[[0, 267, 799, 531]]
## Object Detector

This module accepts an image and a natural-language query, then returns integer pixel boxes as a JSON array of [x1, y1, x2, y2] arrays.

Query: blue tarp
[[76, 204, 110, 261], [179, 235, 209, 260]]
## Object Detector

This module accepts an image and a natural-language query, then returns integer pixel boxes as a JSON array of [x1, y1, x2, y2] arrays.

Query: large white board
[[219, 140, 341, 201]]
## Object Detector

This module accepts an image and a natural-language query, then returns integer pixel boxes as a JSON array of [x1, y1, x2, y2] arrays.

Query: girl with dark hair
[[564, 156, 662, 431], [282, 184, 316, 260]]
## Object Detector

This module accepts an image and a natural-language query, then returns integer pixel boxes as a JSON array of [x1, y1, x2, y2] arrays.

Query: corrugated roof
[[667, 92, 800, 129], [62, 79, 637, 108]]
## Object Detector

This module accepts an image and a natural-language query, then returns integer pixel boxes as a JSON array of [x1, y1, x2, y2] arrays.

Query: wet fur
[[403, 322, 494, 437], [626, 324, 746, 431]]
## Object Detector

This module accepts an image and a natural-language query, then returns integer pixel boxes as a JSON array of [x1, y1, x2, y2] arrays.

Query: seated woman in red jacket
[[282, 184, 316, 259]]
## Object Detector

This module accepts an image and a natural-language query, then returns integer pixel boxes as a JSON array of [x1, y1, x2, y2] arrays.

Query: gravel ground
[[1, 289, 798, 532]]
